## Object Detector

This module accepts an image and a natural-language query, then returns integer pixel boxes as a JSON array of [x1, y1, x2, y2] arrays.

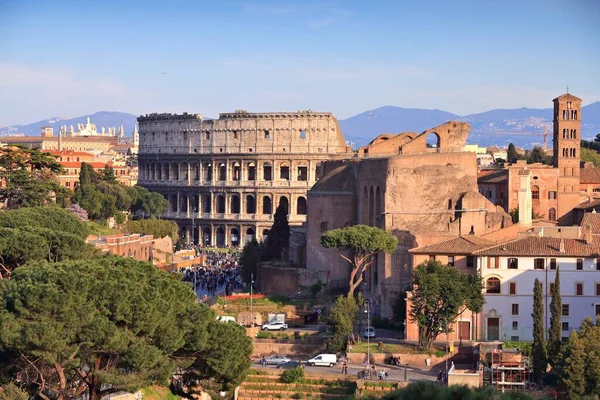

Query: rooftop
[[473, 236, 600, 257], [410, 236, 495, 254]]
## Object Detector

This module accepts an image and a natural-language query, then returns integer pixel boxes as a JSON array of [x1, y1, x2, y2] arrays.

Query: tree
[[0, 383, 28, 400], [409, 260, 484, 350], [548, 267, 562, 368], [263, 204, 290, 261], [532, 279, 547, 385], [507, 143, 518, 164], [102, 164, 116, 183], [128, 185, 168, 218], [560, 331, 586, 399], [327, 295, 359, 353], [321, 225, 398, 297], [580, 147, 600, 167], [239, 238, 263, 284], [528, 146, 547, 164], [577, 318, 600, 396], [0, 257, 250, 400], [123, 218, 179, 242]]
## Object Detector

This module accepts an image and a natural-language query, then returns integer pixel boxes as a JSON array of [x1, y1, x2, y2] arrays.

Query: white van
[[306, 354, 337, 367], [216, 316, 238, 324]]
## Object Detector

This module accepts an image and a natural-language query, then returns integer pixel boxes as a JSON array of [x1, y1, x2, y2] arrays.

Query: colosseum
[[137, 110, 353, 247]]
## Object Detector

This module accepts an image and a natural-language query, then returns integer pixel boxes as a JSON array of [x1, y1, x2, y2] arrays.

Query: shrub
[[0, 383, 29, 400], [280, 366, 305, 383], [502, 341, 532, 358], [294, 331, 302, 340]]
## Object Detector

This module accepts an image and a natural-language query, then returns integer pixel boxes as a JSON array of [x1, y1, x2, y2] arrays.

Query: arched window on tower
[[563, 129, 568, 139], [574, 110, 578, 120]]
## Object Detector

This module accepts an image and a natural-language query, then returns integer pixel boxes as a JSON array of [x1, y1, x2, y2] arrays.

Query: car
[[363, 327, 376, 339], [261, 321, 288, 331], [306, 354, 337, 367], [277, 360, 304, 369], [261, 355, 291, 365]]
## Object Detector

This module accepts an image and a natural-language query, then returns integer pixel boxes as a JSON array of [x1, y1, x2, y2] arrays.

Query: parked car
[[261, 321, 288, 331], [363, 327, 376, 339], [305, 354, 337, 367], [261, 355, 290, 365], [277, 360, 304, 369]]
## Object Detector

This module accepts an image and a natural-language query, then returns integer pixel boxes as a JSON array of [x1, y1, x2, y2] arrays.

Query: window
[[511, 304, 519, 316], [300, 129, 306, 139], [596, 258, 600, 270], [562, 304, 570, 317], [512, 321, 518, 330], [576, 283, 583, 296], [280, 164, 290, 180], [577, 259, 583, 270], [562, 322, 569, 331], [507, 258, 518, 269], [596, 283, 600, 296], [548, 191, 557, 200], [509, 282, 516, 295], [534, 258, 545, 270], [532, 185, 540, 201], [248, 163, 256, 181], [429, 255, 436, 261], [205, 131, 210, 140], [263, 163, 272, 181], [448, 256, 455, 267], [596, 304, 600, 317], [488, 257, 499, 269], [550, 258, 557, 270], [511, 336, 520, 341], [548, 208, 557, 221], [320, 221, 328, 233], [486, 277, 501, 294], [264, 130, 270, 139], [466, 256, 475, 268], [297, 166, 308, 181], [233, 130, 239, 139]]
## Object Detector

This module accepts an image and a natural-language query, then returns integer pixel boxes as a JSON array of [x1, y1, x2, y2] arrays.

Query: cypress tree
[[532, 278, 547, 385], [548, 267, 562, 367], [560, 331, 586, 398], [507, 143, 518, 164], [263, 204, 290, 261]]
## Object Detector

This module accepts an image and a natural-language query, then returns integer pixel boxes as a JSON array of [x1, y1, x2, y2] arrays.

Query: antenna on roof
[[567, 85, 569, 94]]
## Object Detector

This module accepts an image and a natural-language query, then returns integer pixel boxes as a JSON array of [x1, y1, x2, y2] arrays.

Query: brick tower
[[553, 93, 582, 224]]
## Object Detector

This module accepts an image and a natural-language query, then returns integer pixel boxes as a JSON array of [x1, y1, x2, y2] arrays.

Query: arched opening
[[202, 194, 211, 213], [230, 195, 240, 214], [320, 221, 328, 233], [246, 195, 256, 214], [172, 163, 179, 180], [296, 196, 307, 215], [216, 195, 226, 214], [375, 186, 382, 218], [263, 163, 272, 181], [192, 226, 199, 245], [280, 163, 290, 180], [262, 229, 269, 241], [262, 196, 272, 214], [181, 162, 188, 180], [574, 110, 578, 120], [232, 162, 241, 181], [164, 164, 170, 180], [279, 196, 289, 214], [230, 228, 240, 247], [369, 186, 375, 226], [216, 227, 225, 247], [363, 186, 368, 223], [156, 164, 161, 180], [203, 163, 212, 181], [246, 228, 255, 243], [247, 163, 256, 181], [548, 207, 557, 221], [315, 165, 321, 181], [486, 277, 501, 294], [203, 227, 211, 246], [170, 194, 177, 212], [531, 185, 540, 202], [189, 195, 198, 213], [179, 195, 188, 213], [218, 163, 227, 181], [297, 165, 308, 181], [193, 163, 200, 180], [426, 132, 440, 149]]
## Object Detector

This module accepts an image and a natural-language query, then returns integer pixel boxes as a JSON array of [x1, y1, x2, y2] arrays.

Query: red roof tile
[[410, 236, 495, 254]]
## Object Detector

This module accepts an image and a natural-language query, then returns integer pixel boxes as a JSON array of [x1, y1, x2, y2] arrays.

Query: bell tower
[[553, 92, 582, 224]]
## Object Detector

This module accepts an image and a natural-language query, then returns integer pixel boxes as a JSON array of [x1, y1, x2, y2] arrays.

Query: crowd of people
[[181, 248, 242, 298]]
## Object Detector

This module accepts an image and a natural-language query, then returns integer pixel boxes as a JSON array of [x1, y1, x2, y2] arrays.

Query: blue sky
[[0, 0, 599, 125]]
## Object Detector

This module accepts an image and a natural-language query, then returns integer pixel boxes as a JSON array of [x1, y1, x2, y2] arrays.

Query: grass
[[348, 341, 444, 355], [85, 221, 120, 237], [256, 331, 316, 340], [141, 386, 178, 400]]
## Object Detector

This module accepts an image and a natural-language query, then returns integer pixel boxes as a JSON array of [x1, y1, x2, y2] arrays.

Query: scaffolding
[[488, 349, 529, 392]]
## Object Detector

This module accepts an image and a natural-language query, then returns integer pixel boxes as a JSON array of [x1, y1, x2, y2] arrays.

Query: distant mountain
[[0, 111, 138, 137], [339, 101, 600, 149]]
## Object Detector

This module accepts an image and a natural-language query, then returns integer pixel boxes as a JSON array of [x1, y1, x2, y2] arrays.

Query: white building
[[474, 215, 600, 342]]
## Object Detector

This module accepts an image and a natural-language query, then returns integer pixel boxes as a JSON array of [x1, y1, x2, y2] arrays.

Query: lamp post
[[250, 273, 254, 314], [364, 300, 371, 366]]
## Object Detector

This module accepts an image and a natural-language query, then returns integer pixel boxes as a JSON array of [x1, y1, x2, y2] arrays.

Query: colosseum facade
[[137, 110, 352, 247]]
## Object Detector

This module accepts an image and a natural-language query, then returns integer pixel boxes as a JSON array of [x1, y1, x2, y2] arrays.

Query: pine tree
[[263, 204, 290, 261], [507, 143, 518, 163], [548, 267, 562, 367], [532, 278, 547, 385], [103, 164, 116, 182], [560, 331, 586, 399]]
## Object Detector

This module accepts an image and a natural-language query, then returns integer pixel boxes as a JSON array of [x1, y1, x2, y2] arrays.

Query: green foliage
[[379, 381, 533, 400], [0, 145, 70, 208], [581, 134, 600, 153], [0, 382, 29, 400], [0, 257, 250, 399], [123, 218, 179, 242], [580, 147, 600, 167], [129, 185, 169, 218], [548, 267, 562, 367], [527, 146, 548, 164], [560, 331, 586, 399], [508, 206, 544, 223], [0, 205, 88, 238], [280, 366, 305, 384], [531, 279, 547, 384], [409, 260, 484, 351], [327, 295, 359, 353], [321, 224, 398, 297], [264, 204, 290, 261], [507, 143, 518, 164], [502, 341, 532, 358], [240, 238, 264, 283], [310, 281, 323, 297]]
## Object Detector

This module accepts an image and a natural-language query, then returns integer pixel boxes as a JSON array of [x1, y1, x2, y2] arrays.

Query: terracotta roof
[[477, 169, 508, 184], [574, 199, 600, 210], [45, 150, 95, 157], [410, 236, 495, 254], [580, 212, 600, 234], [473, 236, 600, 257], [553, 93, 582, 102], [580, 167, 600, 184], [60, 161, 112, 168]]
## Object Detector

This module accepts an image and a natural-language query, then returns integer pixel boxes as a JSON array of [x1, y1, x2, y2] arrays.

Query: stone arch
[[230, 194, 240, 214], [296, 196, 307, 215], [189, 195, 199, 213], [262, 196, 272, 214], [203, 162, 212, 181], [216, 195, 226, 214], [279, 196, 289, 214], [181, 162, 188, 180], [369, 186, 375, 226], [375, 186, 382, 218], [202, 194, 211, 213], [363, 186, 369, 224], [203, 227, 211, 246], [218, 163, 227, 181], [426, 132, 440, 148], [262, 229, 269, 241], [263, 162, 272, 181], [247, 162, 256, 181], [216, 227, 225, 247], [232, 162, 241, 181], [192, 163, 200, 180], [246, 194, 256, 214], [179, 194, 188, 213], [170, 194, 177, 212], [246, 228, 255, 243], [172, 163, 179, 180], [230, 228, 240, 247], [164, 164, 170, 180], [279, 162, 290, 180]]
